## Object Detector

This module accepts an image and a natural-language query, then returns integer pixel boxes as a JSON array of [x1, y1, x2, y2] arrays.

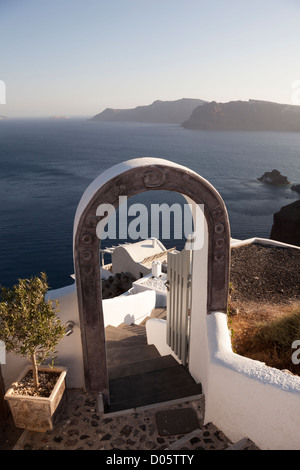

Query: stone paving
[[2, 389, 246, 451], [12, 388, 259, 451]]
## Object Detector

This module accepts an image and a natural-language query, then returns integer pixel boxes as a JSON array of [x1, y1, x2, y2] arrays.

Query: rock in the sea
[[291, 184, 300, 194], [258, 169, 290, 185], [270, 199, 300, 246]]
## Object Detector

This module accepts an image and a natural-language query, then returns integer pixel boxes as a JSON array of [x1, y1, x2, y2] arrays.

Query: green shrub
[[0, 272, 65, 389]]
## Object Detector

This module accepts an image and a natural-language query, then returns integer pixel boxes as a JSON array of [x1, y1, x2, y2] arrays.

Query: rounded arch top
[[73, 157, 231, 313], [73, 157, 228, 241]]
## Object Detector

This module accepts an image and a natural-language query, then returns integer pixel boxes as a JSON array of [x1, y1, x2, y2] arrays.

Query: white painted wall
[[111, 238, 166, 279], [231, 236, 300, 250], [102, 289, 156, 327], [132, 274, 167, 308], [146, 318, 182, 363], [47, 284, 85, 389], [188, 208, 210, 390]]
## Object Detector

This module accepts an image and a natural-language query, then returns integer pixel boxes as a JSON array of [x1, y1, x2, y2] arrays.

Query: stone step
[[106, 324, 146, 339], [166, 423, 230, 450], [107, 381, 203, 413], [168, 428, 259, 451], [106, 332, 147, 348], [151, 307, 167, 320], [105, 324, 138, 340], [105, 324, 148, 350], [138, 316, 151, 326], [108, 354, 178, 380], [226, 437, 259, 450], [118, 323, 148, 336], [138, 309, 167, 326], [107, 344, 160, 368], [106, 338, 148, 350], [105, 315, 202, 415], [108, 363, 200, 410]]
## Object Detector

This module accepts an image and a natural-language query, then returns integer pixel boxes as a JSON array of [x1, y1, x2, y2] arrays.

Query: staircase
[[105, 309, 202, 413]]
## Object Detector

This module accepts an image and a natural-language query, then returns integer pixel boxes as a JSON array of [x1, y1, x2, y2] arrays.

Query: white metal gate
[[166, 249, 192, 366]]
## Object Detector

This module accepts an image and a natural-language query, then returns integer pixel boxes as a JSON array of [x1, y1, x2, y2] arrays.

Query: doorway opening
[[98, 189, 197, 411]]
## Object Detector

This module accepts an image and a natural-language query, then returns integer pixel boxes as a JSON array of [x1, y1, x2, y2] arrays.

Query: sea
[[0, 118, 299, 290]]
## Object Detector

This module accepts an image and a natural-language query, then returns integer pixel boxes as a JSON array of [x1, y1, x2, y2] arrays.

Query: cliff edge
[[182, 99, 300, 132], [270, 199, 300, 246], [90, 98, 206, 124]]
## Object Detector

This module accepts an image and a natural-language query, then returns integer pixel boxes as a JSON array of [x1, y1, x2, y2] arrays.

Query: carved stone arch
[[73, 158, 230, 398]]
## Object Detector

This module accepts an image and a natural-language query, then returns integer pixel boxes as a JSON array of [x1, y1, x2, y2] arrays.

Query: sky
[[0, 0, 300, 118]]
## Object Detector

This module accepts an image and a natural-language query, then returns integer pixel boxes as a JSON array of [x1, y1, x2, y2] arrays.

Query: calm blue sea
[[0, 118, 299, 289]]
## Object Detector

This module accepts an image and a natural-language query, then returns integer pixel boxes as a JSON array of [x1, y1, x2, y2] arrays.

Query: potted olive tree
[[0, 272, 67, 432]]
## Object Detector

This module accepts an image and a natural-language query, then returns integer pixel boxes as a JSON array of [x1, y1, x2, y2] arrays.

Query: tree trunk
[[31, 353, 39, 389]]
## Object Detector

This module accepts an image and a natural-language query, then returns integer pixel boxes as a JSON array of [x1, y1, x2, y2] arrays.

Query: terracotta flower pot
[[5, 364, 67, 432]]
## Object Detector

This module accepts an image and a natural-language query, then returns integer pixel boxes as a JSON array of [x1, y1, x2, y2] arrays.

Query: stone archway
[[73, 158, 230, 404]]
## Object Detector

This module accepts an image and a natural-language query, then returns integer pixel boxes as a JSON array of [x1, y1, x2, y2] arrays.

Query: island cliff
[[90, 98, 206, 124], [270, 199, 300, 246], [182, 99, 300, 132]]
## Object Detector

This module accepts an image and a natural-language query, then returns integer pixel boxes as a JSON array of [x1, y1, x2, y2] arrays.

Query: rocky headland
[[90, 98, 206, 124], [90, 97, 300, 131], [182, 99, 300, 132]]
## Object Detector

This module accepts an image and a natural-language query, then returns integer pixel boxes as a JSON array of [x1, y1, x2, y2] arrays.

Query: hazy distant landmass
[[182, 99, 300, 132], [49, 115, 70, 119], [90, 98, 207, 124]]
